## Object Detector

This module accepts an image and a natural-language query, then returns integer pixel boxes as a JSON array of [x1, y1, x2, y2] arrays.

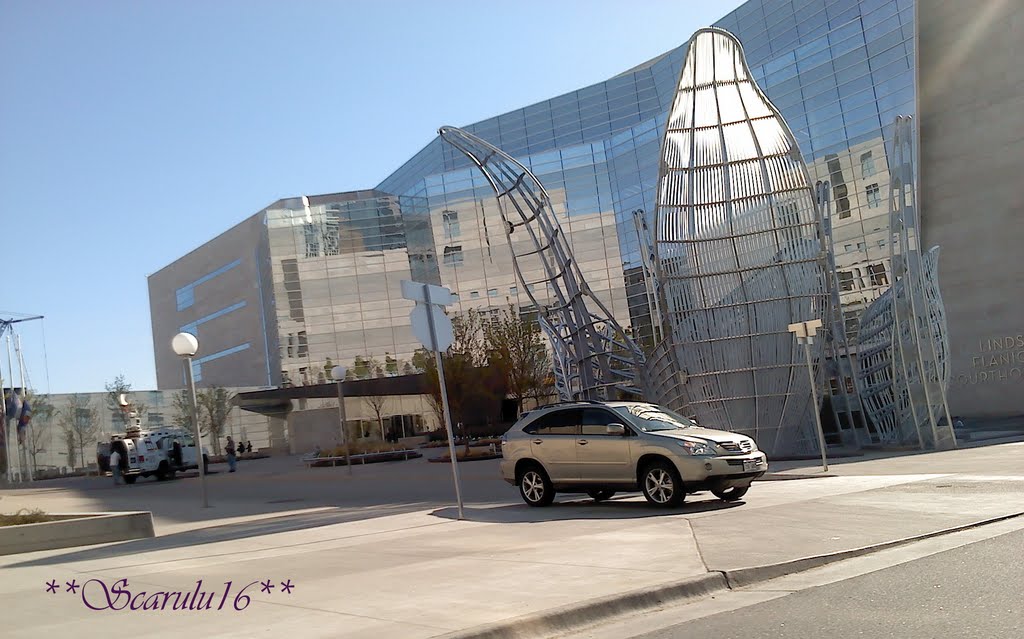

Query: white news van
[[98, 422, 209, 484]]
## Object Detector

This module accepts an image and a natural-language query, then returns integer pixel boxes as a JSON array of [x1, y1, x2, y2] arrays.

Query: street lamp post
[[788, 320, 829, 472], [172, 332, 209, 507], [330, 366, 353, 475]]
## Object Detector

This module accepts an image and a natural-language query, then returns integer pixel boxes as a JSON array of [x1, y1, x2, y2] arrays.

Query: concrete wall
[[148, 213, 276, 390], [918, 0, 1024, 417], [0, 512, 154, 555]]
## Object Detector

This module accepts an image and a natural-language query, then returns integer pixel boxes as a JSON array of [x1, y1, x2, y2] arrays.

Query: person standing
[[109, 448, 122, 486], [225, 436, 237, 473]]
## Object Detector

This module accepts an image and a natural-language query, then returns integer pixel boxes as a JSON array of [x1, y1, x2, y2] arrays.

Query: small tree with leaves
[[59, 394, 99, 470], [485, 306, 552, 417], [385, 353, 399, 376], [419, 310, 492, 453], [197, 387, 234, 455]]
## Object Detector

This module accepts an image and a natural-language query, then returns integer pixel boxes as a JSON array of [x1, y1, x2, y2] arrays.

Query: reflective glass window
[[865, 184, 881, 208], [860, 151, 876, 178], [442, 246, 463, 267]]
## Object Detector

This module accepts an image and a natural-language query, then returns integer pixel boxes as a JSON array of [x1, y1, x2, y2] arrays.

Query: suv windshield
[[612, 404, 697, 432]]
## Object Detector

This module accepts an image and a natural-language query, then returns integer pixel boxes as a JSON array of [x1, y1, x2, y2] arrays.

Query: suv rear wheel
[[641, 460, 684, 507], [519, 465, 555, 507]]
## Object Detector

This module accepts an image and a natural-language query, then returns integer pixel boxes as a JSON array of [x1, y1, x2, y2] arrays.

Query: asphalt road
[[630, 528, 1024, 639]]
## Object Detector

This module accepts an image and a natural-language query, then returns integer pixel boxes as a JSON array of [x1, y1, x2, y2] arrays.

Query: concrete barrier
[[0, 511, 155, 556]]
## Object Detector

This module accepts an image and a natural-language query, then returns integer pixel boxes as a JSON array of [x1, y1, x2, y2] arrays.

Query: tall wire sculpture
[[855, 116, 956, 449], [648, 28, 830, 456], [438, 127, 646, 400]]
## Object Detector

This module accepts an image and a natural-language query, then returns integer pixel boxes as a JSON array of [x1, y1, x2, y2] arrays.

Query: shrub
[[0, 508, 48, 527]]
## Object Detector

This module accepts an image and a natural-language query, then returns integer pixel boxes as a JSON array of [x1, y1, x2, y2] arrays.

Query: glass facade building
[[152, 0, 917, 409]]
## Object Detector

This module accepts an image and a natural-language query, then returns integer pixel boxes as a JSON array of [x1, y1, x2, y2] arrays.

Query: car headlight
[[677, 438, 715, 456]]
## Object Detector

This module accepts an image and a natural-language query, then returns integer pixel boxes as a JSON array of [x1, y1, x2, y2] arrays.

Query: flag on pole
[[17, 398, 31, 445], [4, 389, 21, 421]]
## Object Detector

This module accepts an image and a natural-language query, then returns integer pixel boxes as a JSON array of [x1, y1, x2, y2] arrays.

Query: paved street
[[607, 527, 1024, 639], [1, 439, 1023, 638]]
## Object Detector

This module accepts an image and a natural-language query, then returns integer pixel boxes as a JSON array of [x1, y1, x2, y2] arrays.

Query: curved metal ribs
[[855, 114, 955, 449], [855, 246, 951, 445], [438, 126, 645, 400], [649, 28, 830, 456]]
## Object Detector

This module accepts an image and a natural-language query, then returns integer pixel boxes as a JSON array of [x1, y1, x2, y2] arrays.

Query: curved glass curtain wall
[[328, 0, 919, 441]]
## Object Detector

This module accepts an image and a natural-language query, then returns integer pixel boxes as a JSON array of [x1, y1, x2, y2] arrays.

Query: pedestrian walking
[[226, 436, 237, 472], [109, 448, 123, 486]]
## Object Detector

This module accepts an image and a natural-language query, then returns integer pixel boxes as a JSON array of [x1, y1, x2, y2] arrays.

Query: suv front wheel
[[641, 460, 685, 507], [519, 465, 555, 507]]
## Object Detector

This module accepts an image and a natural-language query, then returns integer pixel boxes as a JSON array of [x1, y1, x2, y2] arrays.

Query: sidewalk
[[2, 441, 1023, 638]]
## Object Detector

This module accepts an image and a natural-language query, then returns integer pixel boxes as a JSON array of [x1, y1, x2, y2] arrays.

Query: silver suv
[[499, 401, 767, 507]]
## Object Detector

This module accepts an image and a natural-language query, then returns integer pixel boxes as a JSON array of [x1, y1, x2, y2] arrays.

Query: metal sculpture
[[648, 28, 830, 456], [855, 116, 956, 449], [438, 127, 646, 400]]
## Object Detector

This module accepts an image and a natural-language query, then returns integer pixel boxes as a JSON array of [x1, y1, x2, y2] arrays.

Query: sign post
[[788, 319, 829, 472], [402, 280, 464, 519]]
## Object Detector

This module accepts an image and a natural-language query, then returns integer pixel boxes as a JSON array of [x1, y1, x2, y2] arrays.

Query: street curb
[[720, 509, 1024, 588], [435, 572, 728, 639], [440, 510, 1024, 639]]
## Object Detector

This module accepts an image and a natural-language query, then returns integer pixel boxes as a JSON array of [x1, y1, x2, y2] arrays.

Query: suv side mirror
[[606, 423, 626, 436]]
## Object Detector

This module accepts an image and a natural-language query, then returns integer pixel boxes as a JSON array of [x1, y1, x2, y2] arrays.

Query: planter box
[[308, 450, 423, 467], [0, 511, 155, 556]]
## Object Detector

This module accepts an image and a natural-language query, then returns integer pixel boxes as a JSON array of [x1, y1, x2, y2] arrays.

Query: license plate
[[742, 459, 761, 472]]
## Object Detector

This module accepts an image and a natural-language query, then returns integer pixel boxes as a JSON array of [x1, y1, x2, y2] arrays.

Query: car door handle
[[532, 439, 543, 445], [578, 440, 588, 446]]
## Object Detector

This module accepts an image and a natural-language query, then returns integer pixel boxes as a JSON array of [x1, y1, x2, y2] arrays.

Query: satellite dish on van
[[118, 393, 129, 407]]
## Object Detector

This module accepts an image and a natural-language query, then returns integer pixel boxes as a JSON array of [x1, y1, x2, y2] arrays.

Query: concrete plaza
[[2, 438, 1023, 638]]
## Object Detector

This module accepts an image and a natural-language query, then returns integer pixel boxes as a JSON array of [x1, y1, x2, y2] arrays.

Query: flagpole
[[15, 333, 32, 482], [6, 335, 18, 483]]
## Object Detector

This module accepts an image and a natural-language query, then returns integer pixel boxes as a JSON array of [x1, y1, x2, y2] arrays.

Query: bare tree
[[485, 306, 552, 417], [361, 358, 389, 440], [104, 374, 147, 429], [24, 392, 55, 474], [171, 390, 193, 429], [58, 394, 99, 471], [197, 387, 234, 455]]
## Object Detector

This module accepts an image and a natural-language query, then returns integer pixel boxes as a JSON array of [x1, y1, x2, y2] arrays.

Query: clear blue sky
[[0, 0, 743, 394]]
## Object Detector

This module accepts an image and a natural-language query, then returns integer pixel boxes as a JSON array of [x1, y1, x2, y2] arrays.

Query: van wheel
[[519, 465, 555, 507], [711, 486, 748, 501], [156, 462, 169, 481], [124, 475, 137, 485], [641, 460, 685, 507], [587, 490, 616, 502]]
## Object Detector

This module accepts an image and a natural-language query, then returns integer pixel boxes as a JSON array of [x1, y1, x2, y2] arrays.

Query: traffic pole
[[424, 283, 465, 520]]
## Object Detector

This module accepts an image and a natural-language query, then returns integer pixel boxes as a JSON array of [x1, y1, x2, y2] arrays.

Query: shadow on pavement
[[7, 503, 428, 568], [430, 495, 742, 522]]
